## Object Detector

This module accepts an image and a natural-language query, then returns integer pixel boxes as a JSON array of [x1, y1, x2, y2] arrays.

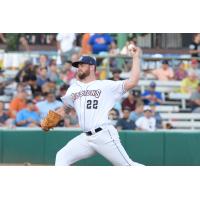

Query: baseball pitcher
[[41, 45, 144, 166]]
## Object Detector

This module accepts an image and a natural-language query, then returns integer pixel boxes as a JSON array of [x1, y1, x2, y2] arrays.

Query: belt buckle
[[85, 128, 96, 136], [91, 128, 96, 135], [85, 127, 102, 136]]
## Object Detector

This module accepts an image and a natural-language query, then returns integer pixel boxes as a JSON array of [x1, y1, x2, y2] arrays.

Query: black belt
[[85, 127, 102, 136]]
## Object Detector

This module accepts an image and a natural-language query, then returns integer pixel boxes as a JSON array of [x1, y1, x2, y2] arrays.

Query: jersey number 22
[[86, 100, 98, 109]]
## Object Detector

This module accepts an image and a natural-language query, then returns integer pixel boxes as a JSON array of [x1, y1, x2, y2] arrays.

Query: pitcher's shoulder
[[69, 81, 82, 89], [96, 80, 120, 90], [99, 79, 125, 85], [99, 80, 114, 84]]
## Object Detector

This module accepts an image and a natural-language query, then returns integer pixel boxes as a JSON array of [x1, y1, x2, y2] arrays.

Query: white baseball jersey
[[61, 80, 126, 132], [56, 79, 144, 166]]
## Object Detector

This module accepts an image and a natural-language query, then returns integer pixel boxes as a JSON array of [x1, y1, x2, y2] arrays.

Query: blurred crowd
[[0, 33, 200, 131]]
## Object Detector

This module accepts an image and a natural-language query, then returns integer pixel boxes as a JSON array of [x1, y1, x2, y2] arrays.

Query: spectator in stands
[[71, 53, 80, 63], [109, 40, 120, 69], [109, 68, 124, 81], [36, 91, 63, 119], [190, 82, 200, 113], [36, 66, 49, 87], [15, 100, 40, 127], [129, 100, 144, 122], [64, 108, 79, 128], [122, 90, 137, 111], [47, 59, 60, 83], [150, 60, 174, 81], [33, 92, 43, 104], [74, 33, 82, 48], [141, 81, 163, 105], [80, 33, 92, 54], [60, 60, 76, 85], [56, 33, 76, 64], [149, 103, 163, 129], [109, 40, 120, 56], [38, 55, 48, 68], [0, 101, 10, 127], [187, 59, 200, 78], [15, 61, 36, 83], [9, 90, 27, 118], [135, 106, 156, 132], [14, 78, 32, 99], [1, 33, 29, 51], [28, 75, 42, 97], [180, 69, 199, 94], [0, 72, 11, 95], [41, 81, 57, 94], [89, 33, 113, 55], [108, 108, 120, 127], [189, 33, 200, 61], [174, 62, 188, 81], [116, 107, 135, 131], [0, 69, 5, 94]]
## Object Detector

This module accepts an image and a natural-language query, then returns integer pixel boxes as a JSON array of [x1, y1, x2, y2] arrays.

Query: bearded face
[[77, 64, 91, 80]]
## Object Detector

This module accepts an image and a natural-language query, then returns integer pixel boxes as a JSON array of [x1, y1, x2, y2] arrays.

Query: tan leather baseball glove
[[40, 110, 62, 132]]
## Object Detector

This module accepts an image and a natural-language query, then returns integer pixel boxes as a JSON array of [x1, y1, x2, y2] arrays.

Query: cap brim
[[144, 109, 152, 112], [72, 61, 83, 68], [72, 61, 96, 68]]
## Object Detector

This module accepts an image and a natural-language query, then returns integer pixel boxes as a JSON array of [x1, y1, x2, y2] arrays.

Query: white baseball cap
[[143, 105, 152, 112]]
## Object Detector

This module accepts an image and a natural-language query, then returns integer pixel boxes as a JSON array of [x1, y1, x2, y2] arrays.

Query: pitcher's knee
[[55, 149, 73, 166]]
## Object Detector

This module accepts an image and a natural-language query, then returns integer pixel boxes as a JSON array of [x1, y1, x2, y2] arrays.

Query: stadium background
[[0, 33, 200, 165]]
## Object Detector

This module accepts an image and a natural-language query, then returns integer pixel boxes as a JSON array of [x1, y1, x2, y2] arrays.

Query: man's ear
[[90, 65, 96, 72]]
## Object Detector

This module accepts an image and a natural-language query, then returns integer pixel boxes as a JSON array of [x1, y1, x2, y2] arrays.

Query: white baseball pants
[[55, 125, 144, 166]]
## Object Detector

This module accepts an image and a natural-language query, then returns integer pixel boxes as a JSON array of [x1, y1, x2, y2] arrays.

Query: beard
[[77, 69, 90, 80]]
